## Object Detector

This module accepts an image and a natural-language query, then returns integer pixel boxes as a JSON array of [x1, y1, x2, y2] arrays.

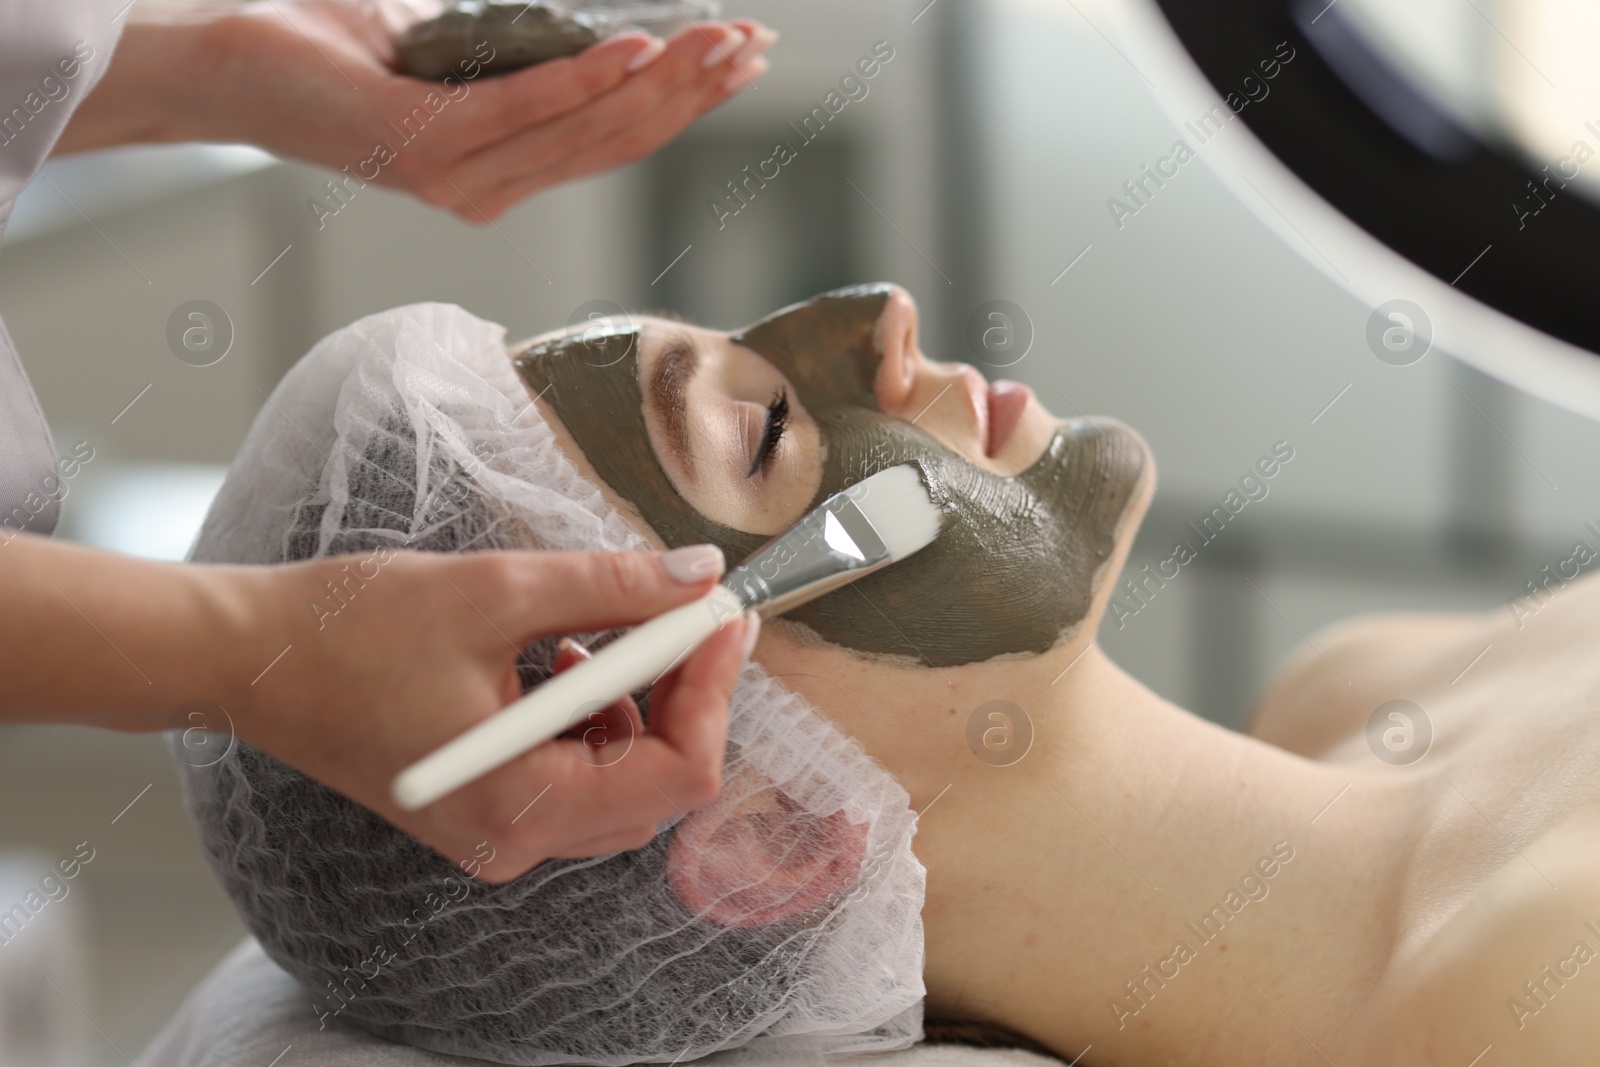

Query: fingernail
[[741, 612, 762, 661], [732, 26, 777, 66], [662, 543, 725, 583], [626, 36, 666, 72], [555, 636, 592, 673], [702, 28, 746, 68], [721, 56, 767, 93]]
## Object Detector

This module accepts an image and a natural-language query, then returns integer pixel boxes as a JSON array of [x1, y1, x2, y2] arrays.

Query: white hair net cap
[[177, 303, 926, 1066]]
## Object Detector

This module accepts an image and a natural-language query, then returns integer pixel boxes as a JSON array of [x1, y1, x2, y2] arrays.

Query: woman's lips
[[986, 380, 1033, 457]]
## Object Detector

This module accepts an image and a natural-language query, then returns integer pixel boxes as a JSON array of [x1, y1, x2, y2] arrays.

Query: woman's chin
[[1057, 413, 1155, 492]]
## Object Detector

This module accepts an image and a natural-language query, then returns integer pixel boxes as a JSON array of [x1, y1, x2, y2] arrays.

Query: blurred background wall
[[2, 0, 1597, 1062]]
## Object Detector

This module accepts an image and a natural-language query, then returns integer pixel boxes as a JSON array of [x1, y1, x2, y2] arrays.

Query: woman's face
[[513, 284, 1151, 667]]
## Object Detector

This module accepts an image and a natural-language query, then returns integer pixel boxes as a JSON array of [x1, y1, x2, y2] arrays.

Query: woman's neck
[[904, 644, 1420, 1066]]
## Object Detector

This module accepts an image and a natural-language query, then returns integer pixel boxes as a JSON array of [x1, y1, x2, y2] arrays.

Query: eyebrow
[[649, 333, 698, 472]]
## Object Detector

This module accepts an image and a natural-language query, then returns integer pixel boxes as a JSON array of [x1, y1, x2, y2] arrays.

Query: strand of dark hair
[[922, 1013, 1064, 1061]]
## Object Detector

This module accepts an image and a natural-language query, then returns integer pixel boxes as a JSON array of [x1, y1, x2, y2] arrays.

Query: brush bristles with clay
[[855, 462, 944, 561], [393, 464, 944, 812], [719, 462, 943, 617]]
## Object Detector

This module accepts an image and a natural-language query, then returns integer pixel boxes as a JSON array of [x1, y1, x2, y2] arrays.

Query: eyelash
[[746, 386, 789, 478]]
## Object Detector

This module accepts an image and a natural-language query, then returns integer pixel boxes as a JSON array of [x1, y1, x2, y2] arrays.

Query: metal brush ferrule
[[720, 490, 892, 617]]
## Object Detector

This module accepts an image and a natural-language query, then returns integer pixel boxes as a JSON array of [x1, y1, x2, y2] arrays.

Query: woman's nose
[[873, 285, 922, 414]]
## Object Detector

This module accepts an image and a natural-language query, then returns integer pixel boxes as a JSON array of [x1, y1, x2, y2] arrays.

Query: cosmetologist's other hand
[[56, 1, 775, 222]]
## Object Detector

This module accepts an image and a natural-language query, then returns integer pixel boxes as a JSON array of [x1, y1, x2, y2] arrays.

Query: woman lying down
[[148, 286, 1600, 1067]]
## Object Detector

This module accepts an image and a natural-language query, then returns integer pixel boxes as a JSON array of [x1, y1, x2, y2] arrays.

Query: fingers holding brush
[[552, 636, 644, 759], [443, 613, 753, 882]]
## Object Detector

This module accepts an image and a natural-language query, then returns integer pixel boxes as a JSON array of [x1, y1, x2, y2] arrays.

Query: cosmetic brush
[[392, 463, 943, 811]]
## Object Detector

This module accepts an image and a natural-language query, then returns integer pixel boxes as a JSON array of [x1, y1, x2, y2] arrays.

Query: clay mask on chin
[[514, 284, 1146, 667]]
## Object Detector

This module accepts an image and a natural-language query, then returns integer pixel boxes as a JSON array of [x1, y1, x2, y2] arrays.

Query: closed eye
[[746, 386, 789, 478]]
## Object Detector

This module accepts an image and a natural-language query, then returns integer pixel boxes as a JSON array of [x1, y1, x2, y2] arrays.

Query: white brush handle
[[392, 584, 747, 812]]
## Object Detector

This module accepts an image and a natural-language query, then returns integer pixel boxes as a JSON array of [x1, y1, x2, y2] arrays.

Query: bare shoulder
[[1248, 569, 1600, 756], [1346, 817, 1600, 1066], [1245, 610, 1493, 756]]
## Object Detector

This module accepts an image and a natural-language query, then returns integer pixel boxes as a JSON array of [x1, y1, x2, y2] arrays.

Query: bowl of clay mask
[[396, 0, 723, 80]]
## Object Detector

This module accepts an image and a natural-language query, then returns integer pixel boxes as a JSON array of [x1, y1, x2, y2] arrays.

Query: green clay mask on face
[[514, 284, 1146, 667]]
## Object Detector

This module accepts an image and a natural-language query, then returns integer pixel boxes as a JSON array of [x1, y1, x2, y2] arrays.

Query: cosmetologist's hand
[[56, 1, 775, 222], [233, 545, 755, 883]]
